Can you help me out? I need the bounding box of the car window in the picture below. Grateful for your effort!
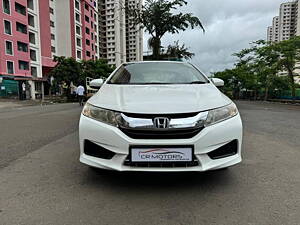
[107,62,208,85]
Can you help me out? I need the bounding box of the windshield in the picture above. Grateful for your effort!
[107,62,208,85]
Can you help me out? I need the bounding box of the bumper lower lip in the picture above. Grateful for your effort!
[79,113,243,172]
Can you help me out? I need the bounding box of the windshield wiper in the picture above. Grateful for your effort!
[189,81,207,84]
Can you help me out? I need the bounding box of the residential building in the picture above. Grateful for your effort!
[0,0,99,99]
[267,26,273,42]
[98,0,143,67]
[271,16,280,42]
[267,1,299,42]
[278,1,297,41]
[55,0,99,61]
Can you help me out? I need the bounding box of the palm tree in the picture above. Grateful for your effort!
[129,0,205,59]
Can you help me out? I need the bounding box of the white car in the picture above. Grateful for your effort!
[79,61,242,172]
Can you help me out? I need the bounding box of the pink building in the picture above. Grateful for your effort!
[0,0,99,99]
[0,0,31,85]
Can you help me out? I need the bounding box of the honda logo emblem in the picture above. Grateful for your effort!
[153,117,170,129]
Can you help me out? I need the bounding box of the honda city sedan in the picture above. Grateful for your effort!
[79,61,243,172]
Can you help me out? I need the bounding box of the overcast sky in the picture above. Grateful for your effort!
[143,0,291,75]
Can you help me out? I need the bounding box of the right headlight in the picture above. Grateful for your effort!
[204,102,238,126]
[82,103,119,127]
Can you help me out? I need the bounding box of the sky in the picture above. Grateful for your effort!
[143,0,292,75]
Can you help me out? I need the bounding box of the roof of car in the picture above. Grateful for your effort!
[124,61,188,65]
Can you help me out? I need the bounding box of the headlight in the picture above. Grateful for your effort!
[205,102,238,126]
[82,103,119,126]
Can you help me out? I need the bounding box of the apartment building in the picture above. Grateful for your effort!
[271,16,280,42]
[267,26,273,42]
[98,0,143,67]
[278,1,297,41]
[55,0,99,61]
[267,1,299,42]
[0,0,99,99]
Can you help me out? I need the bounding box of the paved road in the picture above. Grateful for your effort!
[0,101,299,225]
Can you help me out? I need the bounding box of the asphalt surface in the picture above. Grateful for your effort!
[0,101,299,225]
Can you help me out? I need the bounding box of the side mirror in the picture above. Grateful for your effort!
[89,79,104,89]
[211,78,224,87]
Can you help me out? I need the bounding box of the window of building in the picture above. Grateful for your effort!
[86,39,90,46]
[4,20,12,35]
[30,49,36,61]
[76,25,81,35]
[3,0,10,14]
[85,27,90,34]
[86,51,90,57]
[50,21,55,27]
[51,34,55,40]
[91,33,94,40]
[16,22,27,34]
[31,66,37,77]
[49,7,54,14]
[85,15,89,22]
[76,37,81,47]
[76,13,80,22]
[5,41,13,55]
[51,46,56,53]
[75,0,80,10]
[85,3,89,10]
[77,50,81,59]
[28,14,35,27]
[29,32,35,44]
[15,2,26,16]
[27,0,34,10]
[92,44,94,51]
[7,61,14,74]
[17,41,28,52]
[19,60,29,70]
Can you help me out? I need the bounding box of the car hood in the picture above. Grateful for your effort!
[88,84,232,114]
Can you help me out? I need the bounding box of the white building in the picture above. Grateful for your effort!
[98,0,143,67]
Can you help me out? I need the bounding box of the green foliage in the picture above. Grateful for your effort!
[49,57,114,97]
[215,36,300,101]
[50,56,81,87]
[165,41,195,60]
[129,0,204,59]
[80,59,115,83]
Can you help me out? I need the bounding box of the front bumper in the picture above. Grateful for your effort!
[79,114,243,172]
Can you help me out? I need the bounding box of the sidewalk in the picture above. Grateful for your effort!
[0,99,45,110]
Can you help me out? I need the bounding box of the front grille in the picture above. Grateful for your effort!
[119,127,204,139]
[124,155,200,168]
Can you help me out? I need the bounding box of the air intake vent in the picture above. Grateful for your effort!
[208,140,238,160]
[84,140,115,159]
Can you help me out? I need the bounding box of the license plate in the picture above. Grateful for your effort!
[130,146,193,162]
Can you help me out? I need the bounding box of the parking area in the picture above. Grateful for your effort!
[0,101,299,225]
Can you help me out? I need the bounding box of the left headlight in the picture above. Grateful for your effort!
[205,102,238,126]
[82,103,119,127]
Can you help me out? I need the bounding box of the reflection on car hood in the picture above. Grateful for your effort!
[88,84,232,114]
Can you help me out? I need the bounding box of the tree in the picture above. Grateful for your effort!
[80,59,115,83]
[49,56,81,97]
[129,0,204,59]
[165,41,195,60]
[49,57,114,98]
[271,36,300,101]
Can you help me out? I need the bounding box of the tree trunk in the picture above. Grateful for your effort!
[152,37,161,60]
[264,86,269,101]
[287,67,296,102]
